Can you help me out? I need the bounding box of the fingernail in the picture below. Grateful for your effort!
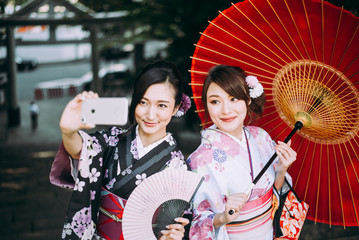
[161,230,166,234]
[166,225,169,229]
[174,218,179,221]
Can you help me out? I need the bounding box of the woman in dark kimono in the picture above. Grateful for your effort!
[50,60,192,240]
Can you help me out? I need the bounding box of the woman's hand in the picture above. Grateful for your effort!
[59,91,99,159]
[274,140,297,189]
[158,217,189,240]
[275,140,297,174]
[213,192,248,228]
[60,91,99,135]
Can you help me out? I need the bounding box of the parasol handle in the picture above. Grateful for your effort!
[228,121,303,215]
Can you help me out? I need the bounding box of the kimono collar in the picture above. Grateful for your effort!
[206,124,246,144]
[135,125,173,159]
[200,124,254,153]
[203,124,247,142]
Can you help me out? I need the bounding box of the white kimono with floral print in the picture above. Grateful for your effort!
[187,125,291,240]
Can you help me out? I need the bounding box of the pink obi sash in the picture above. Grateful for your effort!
[96,187,126,240]
[226,188,274,236]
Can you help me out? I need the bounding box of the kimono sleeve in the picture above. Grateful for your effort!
[49,142,77,188]
[187,152,229,240]
[164,150,189,171]
[49,129,112,189]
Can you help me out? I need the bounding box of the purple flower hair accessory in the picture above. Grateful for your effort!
[174,93,191,117]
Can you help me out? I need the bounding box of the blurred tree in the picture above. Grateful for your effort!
[79,0,232,71]
[13,0,27,6]
[1,0,27,14]
[0,0,9,14]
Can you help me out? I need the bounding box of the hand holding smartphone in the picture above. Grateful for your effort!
[81,97,129,126]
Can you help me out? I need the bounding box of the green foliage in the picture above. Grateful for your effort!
[13,0,28,7]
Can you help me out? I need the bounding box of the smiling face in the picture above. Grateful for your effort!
[135,82,178,145]
[207,82,248,139]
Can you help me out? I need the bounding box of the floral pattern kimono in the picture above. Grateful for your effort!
[50,126,188,239]
[187,125,291,240]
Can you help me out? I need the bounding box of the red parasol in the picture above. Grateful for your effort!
[190,0,359,227]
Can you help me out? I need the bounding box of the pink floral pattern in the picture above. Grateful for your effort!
[130,139,139,160]
[247,125,260,138]
[188,126,281,239]
[189,217,214,240]
[187,145,213,170]
[167,150,187,170]
[70,207,92,238]
[215,162,224,172]
[197,199,212,212]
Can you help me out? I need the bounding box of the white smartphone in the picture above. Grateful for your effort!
[81,98,129,126]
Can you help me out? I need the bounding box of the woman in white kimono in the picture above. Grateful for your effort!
[50,60,192,240]
[187,65,297,240]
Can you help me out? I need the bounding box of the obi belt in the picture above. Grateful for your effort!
[226,188,274,239]
[96,187,126,240]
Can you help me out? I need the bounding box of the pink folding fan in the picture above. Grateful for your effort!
[122,169,204,239]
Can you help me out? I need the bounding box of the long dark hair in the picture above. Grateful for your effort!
[128,60,183,126]
[202,65,266,126]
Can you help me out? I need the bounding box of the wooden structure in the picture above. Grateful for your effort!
[0,0,126,126]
